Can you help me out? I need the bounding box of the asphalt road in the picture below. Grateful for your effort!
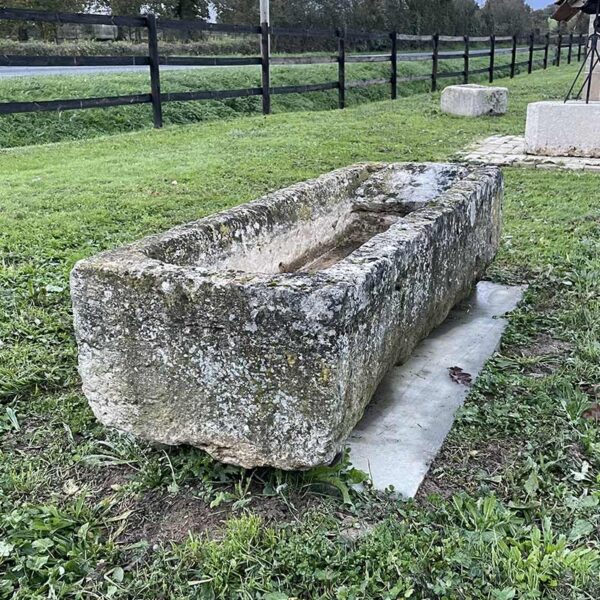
[0,49,516,78]
[0,64,218,78]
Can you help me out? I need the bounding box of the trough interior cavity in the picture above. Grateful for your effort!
[283,212,399,274]
[141,164,467,275]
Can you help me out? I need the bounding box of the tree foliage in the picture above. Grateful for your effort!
[480,0,532,36]
[1,0,577,41]
[215,0,488,35]
[212,0,577,37]
[96,1,211,18]
[0,1,90,40]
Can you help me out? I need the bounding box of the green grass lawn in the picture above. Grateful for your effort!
[0,48,528,149]
[0,64,599,599]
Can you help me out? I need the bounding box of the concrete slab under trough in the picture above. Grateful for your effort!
[347,281,525,498]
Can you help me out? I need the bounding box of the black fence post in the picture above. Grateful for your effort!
[489,34,496,83]
[528,32,534,73]
[391,31,398,100]
[464,35,470,84]
[431,33,439,92]
[146,13,162,129]
[568,32,573,64]
[337,29,346,109]
[578,34,583,62]
[510,34,517,78]
[544,33,550,69]
[556,33,562,67]
[260,19,271,115]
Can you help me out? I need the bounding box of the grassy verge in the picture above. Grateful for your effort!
[0,49,529,149]
[0,64,598,598]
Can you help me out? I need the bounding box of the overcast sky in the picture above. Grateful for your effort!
[478,1,552,8]
[524,1,553,7]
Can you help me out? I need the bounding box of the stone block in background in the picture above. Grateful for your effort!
[441,84,508,117]
[525,101,600,158]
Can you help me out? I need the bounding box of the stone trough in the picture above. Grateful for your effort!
[71,163,503,470]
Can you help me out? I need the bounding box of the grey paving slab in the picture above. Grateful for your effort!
[347,281,526,498]
[460,135,600,171]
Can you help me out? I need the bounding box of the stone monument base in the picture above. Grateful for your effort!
[441,84,508,117]
[525,101,600,158]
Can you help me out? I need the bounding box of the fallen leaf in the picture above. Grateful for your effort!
[583,404,600,422]
[580,383,600,399]
[449,366,473,386]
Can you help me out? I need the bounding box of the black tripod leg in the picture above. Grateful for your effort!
[585,46,600,102]
[566,49,593,100]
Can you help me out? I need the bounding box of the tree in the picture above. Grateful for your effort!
[160,1,211,20]
[0,1,91,40]
[481,0,533,36]
[213,0,256,24]
[92,1,209,19]
[451,0,483,35]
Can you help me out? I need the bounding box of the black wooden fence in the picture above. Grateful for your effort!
[0,7,586,127]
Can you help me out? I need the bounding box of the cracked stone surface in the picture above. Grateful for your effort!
[71,162,503,470]
[460,135,600,171]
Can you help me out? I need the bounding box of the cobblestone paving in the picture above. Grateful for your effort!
[459,135,600,172]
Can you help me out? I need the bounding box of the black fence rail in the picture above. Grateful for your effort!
[0,7,587,126]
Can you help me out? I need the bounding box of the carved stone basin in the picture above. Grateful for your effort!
[71,163,503,469]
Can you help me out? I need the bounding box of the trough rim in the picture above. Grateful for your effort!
[71,162,502,290]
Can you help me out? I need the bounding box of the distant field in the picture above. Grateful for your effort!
[0,50,526,148]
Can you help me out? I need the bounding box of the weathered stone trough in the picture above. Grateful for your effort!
[71,163,503,470]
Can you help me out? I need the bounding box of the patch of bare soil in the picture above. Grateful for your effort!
[1,414,50,454]
[417,438,523,503]
[515,333,573,375]
[66,462,136,502]
[116,489,227,545]
[115,486,324,546]
[519,333,573,359]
